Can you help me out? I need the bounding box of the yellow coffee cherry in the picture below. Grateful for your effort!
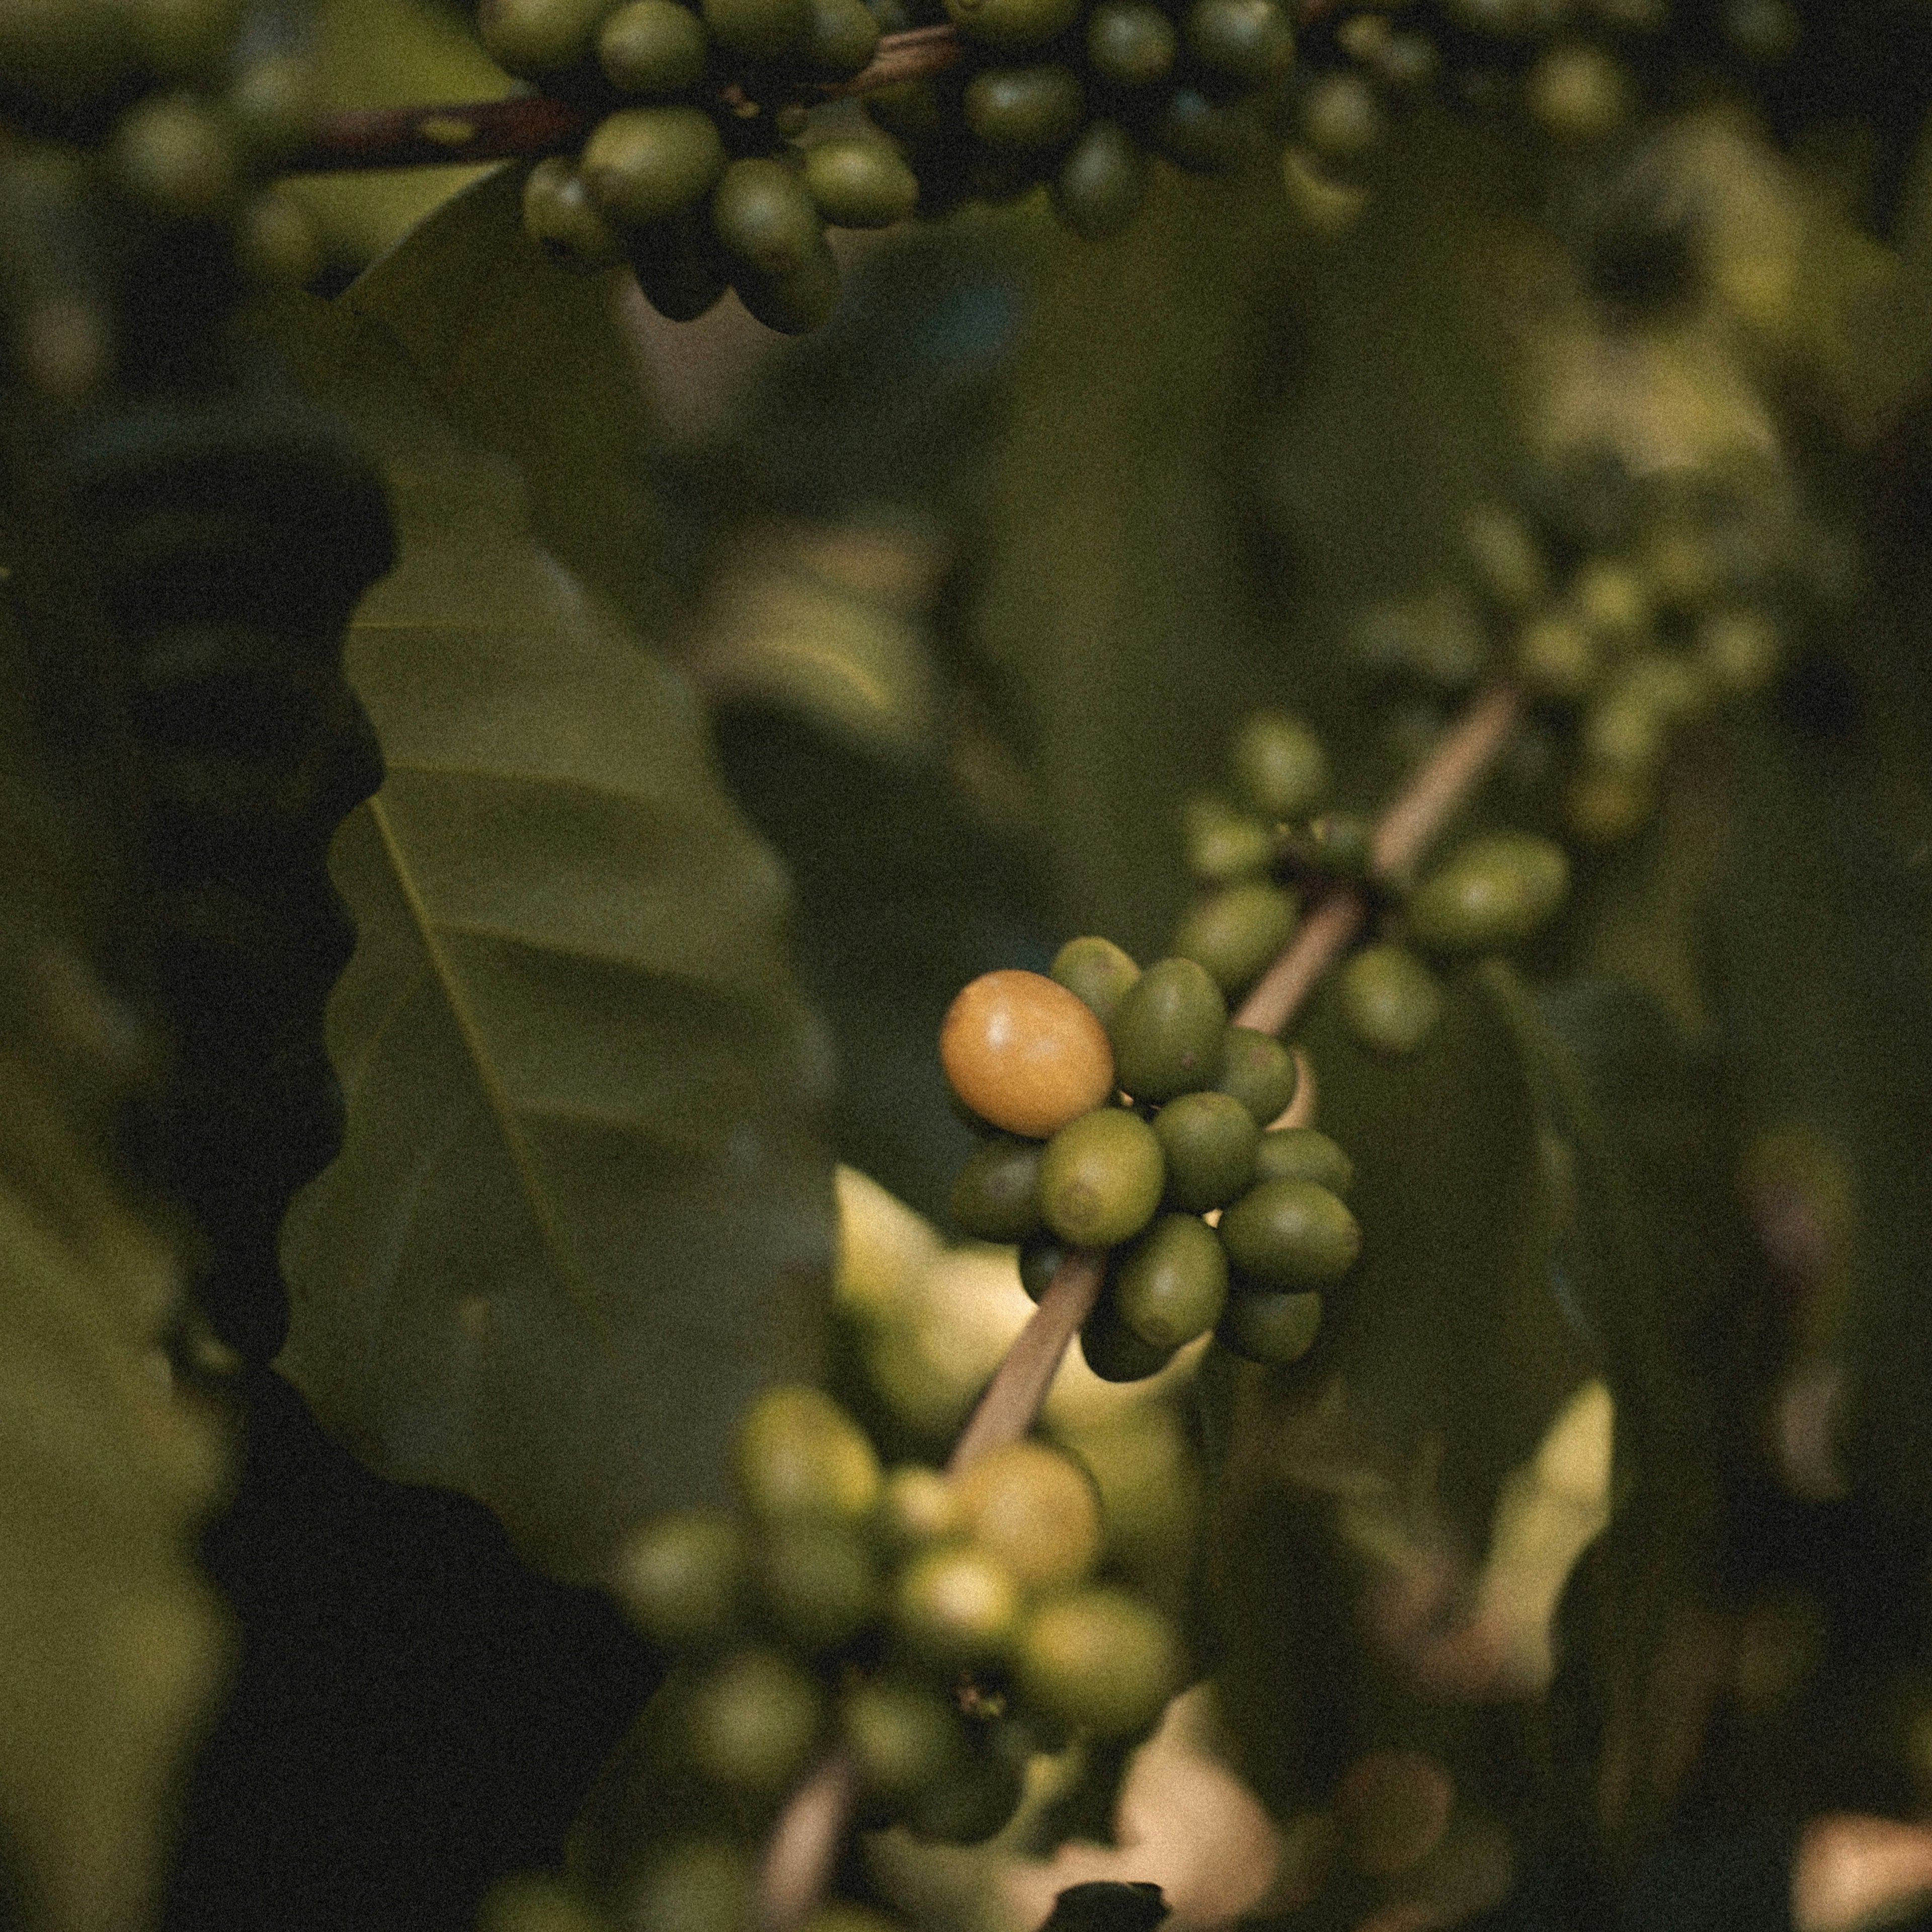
[940,969,1116,1138]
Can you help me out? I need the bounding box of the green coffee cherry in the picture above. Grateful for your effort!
[1215,1027,1298,1126]
[1619,651,1712,724]
[1109,956,1227,1103]
[226,53,322,160]
[631,230,731,321]
[686,1648,825,1798]
[1039,1107,1164,1248]
[1231,710,1328,821]
[1514,610,1598,703]
[1253,1126,1352,1193]
[236,189,323,289]
[704,0,812,57]
[1337,943,1441,1057]
[1581,687,1667,775]
[612,1508,746,1650]
[1052,120,1148,242]
[732,233,841,334]
[713,157,823,278]
[1698,607,1781,694]
[804,138,919,226]
[873,1465,964,1552]
[950,1136,1044,1243]
[1463,504,1548,614]
[622,1842,757,1932]
[1184,795,1274,883]
[1153,1090,1260,1212]
[806,0,880,70]
[1527,41,1634,139]
[599,0,710,93]
[905,1734,1027,1843]
[1217,1287,1323,1365]
[735,1385,882,1524]
[954,1439,1102,1592]
[1299,69,1383,159]
[113,93,239,220]
[1018,1232,1072,1304]
[1113,1213,1228,1351]
[1080,1294,1178,1382]
[1173,882,1297,998]
[1051,935,1141,1029]
[523,158,628,272]
[1219,1178,1360,1286]
[1086,0,1175,84]
[1572,558,1653,650]
[1185,0,1294,89]
[841,1678,965,1807]
[479,0,611,77]
[1408,831,1569,953]
[755,1521,879,1652]
[943,0,1080,51]
[893,1544,1022,1669]
[584,106,728,228]
[1016,1588,1181,1739]
[964,65,1083,148]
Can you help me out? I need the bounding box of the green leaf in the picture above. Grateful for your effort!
[0,638,232,1932]
[269,290,836,1584]
[343,163,667,636]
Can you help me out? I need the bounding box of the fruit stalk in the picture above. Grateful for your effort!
[755,680,1520,1932]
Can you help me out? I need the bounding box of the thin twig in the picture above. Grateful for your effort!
[757,686,1522,1932]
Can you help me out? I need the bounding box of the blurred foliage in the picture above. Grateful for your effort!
[268,223,836,1584]
[0,607,233,1932]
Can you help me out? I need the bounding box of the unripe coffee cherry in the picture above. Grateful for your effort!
[1016,1588,1181,1739]
[954,1441,1102,1592]
[941,970,1116,1137]
[1038,1108,1164,1248]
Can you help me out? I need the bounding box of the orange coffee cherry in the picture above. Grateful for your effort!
[939,969,1115,1138]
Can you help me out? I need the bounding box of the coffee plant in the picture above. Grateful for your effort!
[6,1,1932,1930]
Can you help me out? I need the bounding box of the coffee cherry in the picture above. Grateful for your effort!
[686,1647,825,1798]
[1016,1588,1181,1739]
[1053,120,1148,241]
[1253,1126,1353,1193]
[1216,1287,1322,1365]
[714,158,823,279]
[1184,0,1294,89]
[1698,607,1781,694]
[1086,0,1175,85]
[1337,944,1441,1057]
[583,107,728,228]
[1463,504,1549,613]
[479,1872,611,1932]
[612,1508,746,1650]
[523,158,628,272]
[1514,610,1598,703]
[624,1842,756,1932]
[1038,1108,1164,1248]
[1231,710,1328,821]
[704,0,812,57]
[874,1465,964,1552]
[1173,882,1297,997]
[1298,70,1383,162]
[478,0,609,78]
[113,93,239,219]
[943,0,1080,50]
[628,208,730,321]
[1113,1213,1228,1351]
[805,0,880,71]
[1527,41,1634,140]
[953,1440,1102,1592]
[1572,557,1653,649]
[941,969,1117,1138]
[894,1544,1023,1669]
[804,139,919,227]
[1153,1089,1260,1212]
[1215,1027,1298,1126]
[732,234,841,335]
[1219,1178,1360,1286]
[1184,796,1274,883]
[1408,831,1569,953]
[1155,88,1258,173]
[841,1677,965,1806]
[735,1385,882,1525]
[905,1730,1028,1843]
[1050,936,1141,1029]
[964,65,1084,148]
[1080,1294,1179,1382]
[950,1136,1044,1243]
[755,1520,879,1651]
[599,0,710,94]
[1109,956,1226,1103]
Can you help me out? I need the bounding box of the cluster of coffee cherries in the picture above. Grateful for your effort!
[0,0,327,336]
[940,924,1361,1372]
[1345,461,1847,847]
[1285,0,1803,209]
[549,1383,1184,1930]
[1174,708,1570,1061]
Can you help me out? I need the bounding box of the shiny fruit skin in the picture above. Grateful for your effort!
[1050,935,1141,1028]
[1108,956,1226,1104]
[1217,1286,1322,1364]
[953,1440,1102,1593]
[734,1385,882,1525]
[1016,1588,1181,1739]
[1114,1213,1228,1351]
[941,969,1116,1138]
[893,1545,1022,1669]
[1153,1089,1259,1212]
[1219,1177,1360,1287]
[950,1135,1044,1243]
[612,1507,746,1650]
[1253,1126,1352,1193]
[1215,1026,1298,1126]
